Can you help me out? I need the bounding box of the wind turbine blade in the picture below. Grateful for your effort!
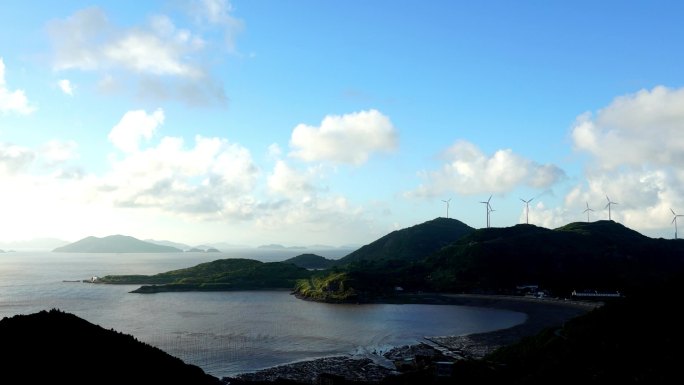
[520,198,525,203]
[672,208,677,216]
[529,197,534,203]
[487,195,492,203]
[606,195,610,202]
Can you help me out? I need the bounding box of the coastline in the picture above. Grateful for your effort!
[226,293,598,383]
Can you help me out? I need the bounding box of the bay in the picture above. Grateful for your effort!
[0,251,526,378]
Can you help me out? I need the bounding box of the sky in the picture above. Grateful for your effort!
[1,0,684,247]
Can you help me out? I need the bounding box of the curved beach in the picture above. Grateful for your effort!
[230,294,597,383]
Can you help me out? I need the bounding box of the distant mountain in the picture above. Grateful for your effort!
[145,239,191,250]
[258,244,307,250]
[337,217,475,265]
[284,254,337,269]
[53,235,183,253]
[0,309,220,385]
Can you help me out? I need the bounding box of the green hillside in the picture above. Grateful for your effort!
[337,217,475,265]
[295,220,684,301]
[99,258,313,293]
[54,235,183,253]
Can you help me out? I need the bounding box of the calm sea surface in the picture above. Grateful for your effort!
[0,251,526,378]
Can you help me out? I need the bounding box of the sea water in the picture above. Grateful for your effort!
[0,251,526,378]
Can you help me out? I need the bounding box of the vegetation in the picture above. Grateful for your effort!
[293,272,357,301]
[297,220,684,301]
[337,217,474,265]
[0,309,220,385]
[283,253,337,269]
[54,234,183,253]
[100,258,313,293]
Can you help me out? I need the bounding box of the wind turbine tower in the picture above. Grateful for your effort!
[480,195,492,228]
[671,209,684,239]
[520,197,534,224]
[442,198,451,218]
[605,195,618,221]
[583,202,594,223]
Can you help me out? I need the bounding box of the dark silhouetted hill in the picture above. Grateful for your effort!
[54,235,183,253]
[425,220,684,294]
[284,253,337,269]
[337,217,475,265]
[0,309,220,385]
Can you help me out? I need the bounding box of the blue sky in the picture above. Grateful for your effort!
[2,0,684,246]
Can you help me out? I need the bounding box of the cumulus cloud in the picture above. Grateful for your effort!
[108,108,165,153]
[0,142,35,175]
[267,160,319,200]
[408,140,566,197]
[289,109,398,165]
[102,134,258,219]
[572,86,684,169]
[0,58,35,115]
[561,86,684,234]
[57,79,74,96]
[47,6,239,106]
[41,140,79,166]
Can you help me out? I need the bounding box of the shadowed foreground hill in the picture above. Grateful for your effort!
[0,309,220,385]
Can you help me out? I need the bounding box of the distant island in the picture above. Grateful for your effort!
[54,235,183,253]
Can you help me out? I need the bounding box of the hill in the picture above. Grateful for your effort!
[0,309,220,385]
[54,235,183,253]
[425,220,684,294]
[284,253,337,269]
[98,258,313,293]
[337,217,475,265]
[295,220,684,301]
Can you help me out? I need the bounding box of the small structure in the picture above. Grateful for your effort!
[90,276,99,283]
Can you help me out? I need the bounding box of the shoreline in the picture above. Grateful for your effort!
[227,293,598,383]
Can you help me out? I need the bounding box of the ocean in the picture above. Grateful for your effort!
[0,251,526,378]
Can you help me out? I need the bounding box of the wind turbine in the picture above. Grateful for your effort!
[605,195,618,221]
[520,197,534,224]
[671,209,684,239]
[480,195,492,228]
[441,198,451,218]
[583,202,594,223]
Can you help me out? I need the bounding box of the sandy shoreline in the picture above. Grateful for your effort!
[227,294,598,384]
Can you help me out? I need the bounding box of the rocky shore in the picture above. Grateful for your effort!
[224,294,598,384]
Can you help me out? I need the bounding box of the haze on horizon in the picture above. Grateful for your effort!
[2,1,684,246]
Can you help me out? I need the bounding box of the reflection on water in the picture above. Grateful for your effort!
[0,252,526,377]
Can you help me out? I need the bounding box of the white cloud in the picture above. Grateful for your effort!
[0,58,35,115]
[57,79,74,96]
[108,108,165,153]
[41,140,79,166]
[549,86,684,236]
[47,7,237,106]
[192,0,244,52]
[408,140,566,197]
[572,86,684,169]
[289,109,398,165]
[0,142,35,175]
[267,160,318,199]
[102,135,259,219]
